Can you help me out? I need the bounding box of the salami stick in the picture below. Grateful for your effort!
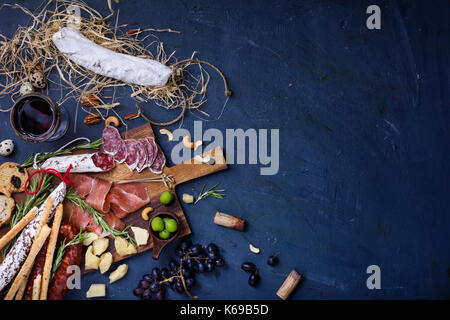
[0,207,38,251]
[5,225,51,300]
[40,203,63,300]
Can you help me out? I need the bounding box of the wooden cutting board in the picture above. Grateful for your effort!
[1,123,227,270]
[83,123,227,266]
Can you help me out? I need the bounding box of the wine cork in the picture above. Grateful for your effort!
[214,212,245,231]
[276,270,302,300]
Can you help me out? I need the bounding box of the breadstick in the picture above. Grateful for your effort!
[4,225,51,300]
[36,197,54,238]
[32,274,42,300]
[14,272,30,300]
[40,203,63,300]
[0,207,38,251]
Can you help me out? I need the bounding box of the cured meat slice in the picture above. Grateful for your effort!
[69,174,95,197]
[104,212,125,231]
[107,182,150,219]
[68,205,92,231]
[102,126,122,156]
[92,152,115,171]
[124,139,140,171]
[149,145,166,174]
[145,137,158,167]
[136,139,149,173]
[41,152,114,173]
[114,140,127,163]
[70,174,112,213]
[85,178,113,213]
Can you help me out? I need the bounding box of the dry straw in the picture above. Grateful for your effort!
[0,0,231,126]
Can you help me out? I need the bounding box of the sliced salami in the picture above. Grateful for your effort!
[136,139,149,173]
[145,137,158,167]
[41,152,114,173]
[92,152,115,171]
[124,139,140,171]
[114,139,128,163]
[102,126,122,156]
[149,145,166,174]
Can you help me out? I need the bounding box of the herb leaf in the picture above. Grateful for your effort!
[194,182,226,204]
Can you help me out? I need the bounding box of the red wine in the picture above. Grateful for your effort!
[14,96,54,136]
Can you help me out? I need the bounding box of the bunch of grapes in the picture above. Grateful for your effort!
[133,238,225,300]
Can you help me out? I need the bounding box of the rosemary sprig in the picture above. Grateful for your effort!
[1,173,53,258]
[65,189,136,246]
[21,138,103,168]
[51,228,87,280]
[194,182,226,204]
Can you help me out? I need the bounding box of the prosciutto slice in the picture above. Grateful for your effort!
[106,182,150,219]
[70,174,112,213]
[68,206,102,235]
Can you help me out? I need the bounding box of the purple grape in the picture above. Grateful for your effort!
[206,260,215,272]
[152,267,162,280]
[215,258,225,267]
[143,274,153,282]
[206,243,219,254]
[150,281,161,293]
[155,288,166,300]
[142,289,152,300]
[139,280,150,289]
[133,287,143,297]
[185,277,196,289]
[248,273,261,287]
[180,239,192,251]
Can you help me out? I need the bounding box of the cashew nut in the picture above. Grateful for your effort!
[183,135,195,149]
[194,140,203,151]
[141,207,153,221]
[194,155,211,164]
[159,129,174,141]
[105,116,120,127]
[249,244,260,254]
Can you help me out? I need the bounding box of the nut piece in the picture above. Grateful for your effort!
[194,155,211,164]
[141,207,153,221]
[84,113,101,125]
[105,116,120,127]
[99,252,113,274]
[182,135,195,149]
[109,264,128,283]
[81,95,101,107]
[83,232,99,246]
[92,238,109,256]
[124,112,140,120]
[86,284,106,298]
[159,129,174,141]
[249,244,260,254]
[85,245,101,270]
[194,140,203,151]
[182,193,194,204]
[114,237,137,256]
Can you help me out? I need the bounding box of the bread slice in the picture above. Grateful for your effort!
[0,162,28,196]
[0,194,15,227]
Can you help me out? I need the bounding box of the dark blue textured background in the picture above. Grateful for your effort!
[0,0,449,299]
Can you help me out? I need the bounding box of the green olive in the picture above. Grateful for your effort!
[151,217,164,232]
[164,218,178,233]
[159,229,171,240]
[160,191,174,205]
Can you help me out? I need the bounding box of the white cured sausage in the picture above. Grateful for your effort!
[41,152,115,173]
[52,27,172,86]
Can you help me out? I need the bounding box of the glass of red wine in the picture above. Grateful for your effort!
[10,93,69,142]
